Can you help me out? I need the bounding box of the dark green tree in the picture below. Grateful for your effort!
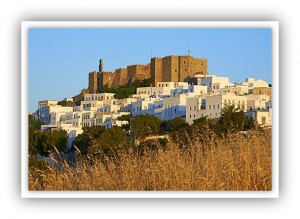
[99,78,153,99]
[131,114,162,140]
[28,114,45,156]
[72,132,90,155]
[214,105,251,135]
[72,125,105,155]
[192,116,207,127]
[28,126,38,155]
[88,126,130,157]
[132,78,152,88]
[113,86,135,99]
[35,130,68,156]
[57,100,67,106]
[169,117,187,132]
[50,130,68,152]
[159,120,169,134]
[83,125,106,139]
[100,86,116,93]
[117,114,132,122]
[28,114,44,130]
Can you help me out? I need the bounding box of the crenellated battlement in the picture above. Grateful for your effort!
[100,71,115,74]
[88,54,208,93]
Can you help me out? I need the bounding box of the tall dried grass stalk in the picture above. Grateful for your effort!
[29,129,272,191]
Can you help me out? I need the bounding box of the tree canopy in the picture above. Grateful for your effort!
[28,114,44,130]
[131,114,162,140]
[72,125,105,155]
[29,129,68,156]
[117,114,132,122]
[169,117,187,132]
[88,126,130,158]
[57,100,67,106]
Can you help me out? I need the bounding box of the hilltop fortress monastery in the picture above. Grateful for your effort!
[37,53,272,143]
[88,55,208,93]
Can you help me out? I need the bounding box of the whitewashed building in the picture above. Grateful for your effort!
[200,75,233,92]
[186,93,248,124]
[38,100,73,124]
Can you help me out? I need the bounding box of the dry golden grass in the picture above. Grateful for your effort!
[29,129,272,191]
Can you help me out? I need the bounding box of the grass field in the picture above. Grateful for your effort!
[28,128,272,191]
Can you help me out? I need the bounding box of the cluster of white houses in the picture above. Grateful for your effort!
[33,74,272,148]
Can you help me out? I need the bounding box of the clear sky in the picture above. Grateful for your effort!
[28,28,272,113]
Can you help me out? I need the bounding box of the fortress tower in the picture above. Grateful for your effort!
[89,54,208,91]
[88,71,98,94]
[99,59,104,72]
[151,57,163,85]
[151,55,208,85]
[98,72,115,90]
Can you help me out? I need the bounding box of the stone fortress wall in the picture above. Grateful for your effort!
[88,55,208,94]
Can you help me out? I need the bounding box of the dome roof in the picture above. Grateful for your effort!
[194,72,205,78]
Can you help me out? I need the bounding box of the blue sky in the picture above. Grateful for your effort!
[28,28,272,113]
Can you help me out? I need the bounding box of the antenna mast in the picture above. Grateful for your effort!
[187,40,191,56]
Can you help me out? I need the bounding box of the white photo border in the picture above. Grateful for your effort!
[21,21,279,198]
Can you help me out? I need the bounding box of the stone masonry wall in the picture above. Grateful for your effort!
[90,55,208,90]
[88,71,98,94]
[98,72,115,90]
[73,88,89,105]
[112,68,128,88]
[151,57,162,85]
